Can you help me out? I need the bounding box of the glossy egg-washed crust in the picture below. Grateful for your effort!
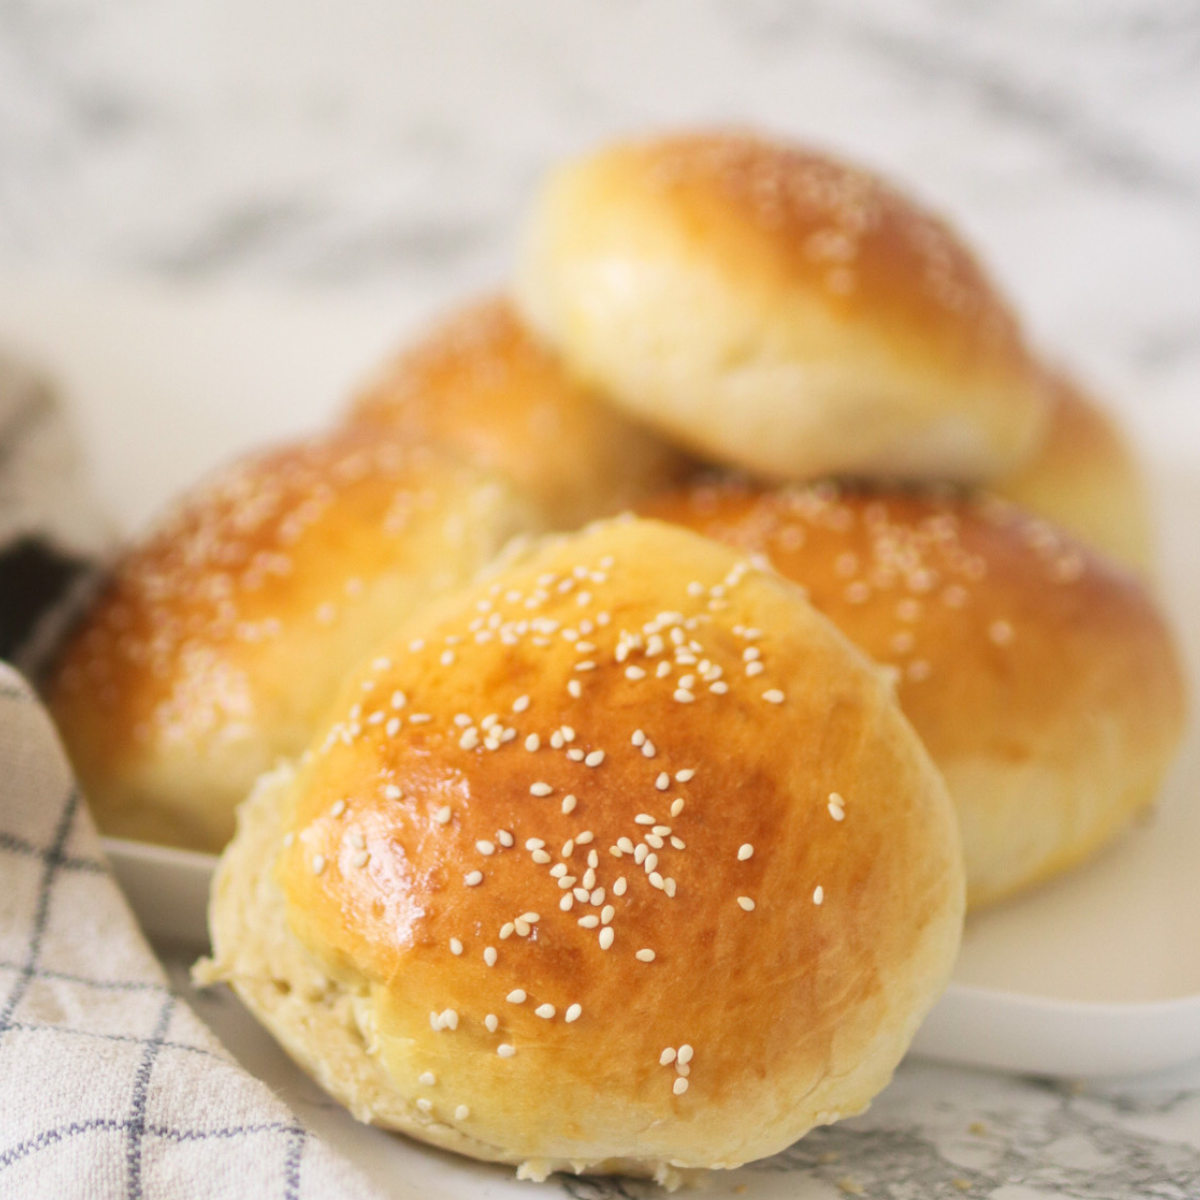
[642,482,1186,908]
[992,369,1152,574]
[344,296,696,529]
[516,130,1049,483]
[46,431,540,851]
[204,519,964,1179]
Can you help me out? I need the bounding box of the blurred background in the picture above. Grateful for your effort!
[0,0,1197,528]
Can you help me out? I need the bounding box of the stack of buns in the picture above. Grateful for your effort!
[46,129,1185,1183]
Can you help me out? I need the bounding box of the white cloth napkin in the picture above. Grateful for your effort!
[0,664,384,1199]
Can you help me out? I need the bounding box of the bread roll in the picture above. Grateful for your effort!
[200,518,963,1182]
[346,296,695,528]
[515,130,1049,484]
[993,369,1152,573]
[643,481,1186,908]
[47,432,539,851]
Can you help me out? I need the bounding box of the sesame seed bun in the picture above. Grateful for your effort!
[514,130,1050,485]
[642,481,1187,908]
[992,369,1152,574]
[46,432,540,852]
[344,296,696,529]
[201,518,963,1180]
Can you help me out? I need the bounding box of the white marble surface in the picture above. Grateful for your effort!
[2,2,1199,1196]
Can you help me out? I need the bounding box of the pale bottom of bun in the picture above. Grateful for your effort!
[952,754,1163,910]
[197,764,704,1188]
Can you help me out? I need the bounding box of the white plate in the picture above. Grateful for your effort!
[11,274,1199,1082]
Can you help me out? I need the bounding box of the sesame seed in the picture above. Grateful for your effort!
[632,729,646,747]
[599,927,615,950]
[710,681,729,694]
[514,919,530,937]
[525,837,545,850]
[350,849,370,868]
[636,949,656,962]
[670,799,685,817]
[649,872,665,890]
[513,694,530,713]
[664,878,677,897]
[670,837,686,850]
[745,661,764,677]
[497,1044,516,1058]
[435,806,452,825]
[455,1105,470,1121]
[737,896,755,911]
[419,1071,437,1086]
[660,1047,677,1065]
[634,845,649,865]
[652,825,671,836]
[330,799,346,818]
[565,1004,582,1023]
[618,836,635,853]
[460,728,479,750]
[738,844,754,861]
[497,829,514,847]
[416,1098,433,1114]
[644,853,658,872]
[828,793,846,820]
[311,854,326,875]
[763,689,785,704]
[642,740,657,758]
[572,886,588,900]
[535,1004,555,1019]
[655,773,670,791]
[989,620,1014,646]
[674,689,695,704]
[625,666,647,680]
[384,785,402,800]
[673,1078,689,1096]
[567,680,582,698]
[391,691,407,709]
[500,922,515,939]
[550,863,568,878]
[585,750,605,767]
[675,769,695,783]
[562,839,575,857]
[506,990,527,1004]
[559,894,573,911]
[613,877,627,896]
[464,871,483,887]
[577,831,594,845]
[550,731,564,748]
[449,938,463,956]
[676,1043,693,1063]
[657,662,673,679]
[409,713,432,724]
[530,782,553,797]
[440,1009,458,1030]
[524,734,540,752]
[484,1014,499,1033]
[813,886,825,905]
[484,947,497,967]
[476,840,495,856]
[578,915,600,928]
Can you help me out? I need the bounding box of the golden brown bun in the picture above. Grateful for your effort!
[642,482,1186,908]
[202,518,963,1180]
[46,431,540,852]
[345,296,696,528]
[515,130,1049,484]
[993,370,1152,574]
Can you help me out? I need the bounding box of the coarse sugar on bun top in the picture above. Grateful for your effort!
[204,517,964,1182]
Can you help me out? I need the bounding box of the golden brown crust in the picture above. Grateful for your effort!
[46,431,540,851]
[516,130,1049,482]
[345,296,696,528]
[642,481,1187,907]
[211,519,963,1174]
[993,370,1152,573]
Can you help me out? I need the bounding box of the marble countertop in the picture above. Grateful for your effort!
[2,2,1199,1196]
